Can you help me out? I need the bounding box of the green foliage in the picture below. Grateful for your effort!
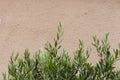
[3,23,120,80]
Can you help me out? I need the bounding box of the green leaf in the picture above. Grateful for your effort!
[2,72,6,80]
[58,22,62,33]
[115,49,119,58]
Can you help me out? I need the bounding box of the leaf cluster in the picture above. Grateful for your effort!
[3,23,120,80]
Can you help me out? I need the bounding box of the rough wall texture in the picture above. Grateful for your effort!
[0,0,120,79]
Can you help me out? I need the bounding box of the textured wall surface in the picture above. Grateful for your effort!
[0,0,120,79]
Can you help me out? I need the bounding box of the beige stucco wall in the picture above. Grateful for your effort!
[0,0,120,79]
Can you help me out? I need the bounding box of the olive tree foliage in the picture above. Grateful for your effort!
[2,23,120,80]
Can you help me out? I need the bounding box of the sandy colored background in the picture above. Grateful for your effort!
[0,0,120,79]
